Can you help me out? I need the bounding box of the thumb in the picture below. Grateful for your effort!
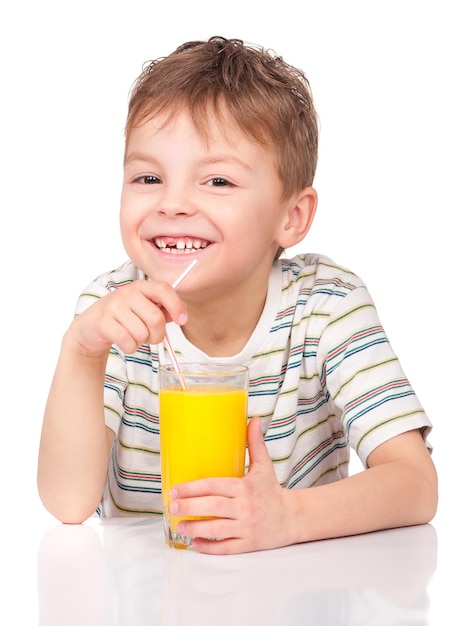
[247,417,272,472]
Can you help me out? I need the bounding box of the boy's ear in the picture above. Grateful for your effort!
[276,187,318,249]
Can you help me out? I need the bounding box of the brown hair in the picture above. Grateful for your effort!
[125,36,319,200]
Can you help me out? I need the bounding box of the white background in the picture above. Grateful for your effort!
[1,1,472,623]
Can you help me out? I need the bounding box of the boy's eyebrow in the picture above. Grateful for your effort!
[203,154,252,170]
[124,151,158,165]
[124,150,252,170]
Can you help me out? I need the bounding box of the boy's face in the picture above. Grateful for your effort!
[120,108,297,300]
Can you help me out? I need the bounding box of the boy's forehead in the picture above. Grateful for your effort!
[127,104,265,152]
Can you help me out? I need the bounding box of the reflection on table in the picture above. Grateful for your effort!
[37,517,437,625]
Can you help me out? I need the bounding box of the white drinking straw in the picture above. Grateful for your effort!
[171,258,199,290]
[163,259,198,390]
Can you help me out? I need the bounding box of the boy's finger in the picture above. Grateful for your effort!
[247,417,271,471]
[123,280,188,326]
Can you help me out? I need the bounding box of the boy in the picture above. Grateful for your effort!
[38,36,437,555]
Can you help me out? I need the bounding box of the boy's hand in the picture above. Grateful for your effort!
[67,280,188,357]
[169,417,293,554]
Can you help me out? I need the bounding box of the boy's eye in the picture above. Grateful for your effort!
[138,175,160,184]
[207,177,232,187]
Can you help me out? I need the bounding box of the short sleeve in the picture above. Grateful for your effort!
[317,284,432,467]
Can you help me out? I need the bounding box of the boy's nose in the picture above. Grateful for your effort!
[156,187,197,217]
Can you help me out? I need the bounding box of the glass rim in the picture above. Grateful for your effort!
[158,362,248,376]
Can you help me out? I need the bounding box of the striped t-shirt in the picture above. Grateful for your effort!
[75,253,432,517]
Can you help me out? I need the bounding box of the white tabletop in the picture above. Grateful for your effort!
[2,511,470,625]
[39,517,434,624]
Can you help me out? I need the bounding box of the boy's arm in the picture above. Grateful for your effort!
[288,427,438,544]
[169,418,438,554]
[37,339,114,523]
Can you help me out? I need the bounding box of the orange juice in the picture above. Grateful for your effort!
[160,383,248,548]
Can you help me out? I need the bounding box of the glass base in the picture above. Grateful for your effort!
[164,523,193,550]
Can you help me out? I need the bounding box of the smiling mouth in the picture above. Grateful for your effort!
[153,236,211,254]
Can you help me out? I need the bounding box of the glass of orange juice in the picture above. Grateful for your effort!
[159,362,249,549]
